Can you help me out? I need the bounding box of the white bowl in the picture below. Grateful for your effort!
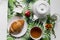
[30,27,43,40]
[32,1,50,18]
[8,16,27,37]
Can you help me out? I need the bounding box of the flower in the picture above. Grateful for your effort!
[45,24,53,29]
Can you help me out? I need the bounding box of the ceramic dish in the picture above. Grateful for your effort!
[30,27,43,40]
[32,1,50,18]
[8,16,27,37]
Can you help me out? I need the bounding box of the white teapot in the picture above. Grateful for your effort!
[32,0,50,20]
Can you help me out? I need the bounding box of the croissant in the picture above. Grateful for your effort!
[9,20,24,34]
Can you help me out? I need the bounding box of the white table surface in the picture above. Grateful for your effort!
[0,0,60,40]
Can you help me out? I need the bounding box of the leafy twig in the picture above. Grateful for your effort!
[52,22,56,38]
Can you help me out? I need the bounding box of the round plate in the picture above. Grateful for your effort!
[8,16,27,37]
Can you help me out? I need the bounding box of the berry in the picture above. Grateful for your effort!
[25,10,30,17]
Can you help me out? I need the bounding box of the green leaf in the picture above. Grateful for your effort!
[48,0,50,5]
[20,38,27,40]
[46,14,51,24]
[22,0,36,3]
[8,0,16,19]
[8,0,15,9]
[16,12,23,17]
[52,28,56,38]
[7,36,15,40]
[40,34,51,40]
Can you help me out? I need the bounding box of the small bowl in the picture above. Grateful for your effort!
[30,27,43,40]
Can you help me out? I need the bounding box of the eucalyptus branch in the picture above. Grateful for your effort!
[52,22,56,38]
[13,1,23,8]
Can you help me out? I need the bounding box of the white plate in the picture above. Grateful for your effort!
[8,16,27,37]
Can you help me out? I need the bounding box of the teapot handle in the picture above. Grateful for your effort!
[32,15,39,21]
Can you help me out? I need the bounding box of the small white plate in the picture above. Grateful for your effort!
[8,16,27,37]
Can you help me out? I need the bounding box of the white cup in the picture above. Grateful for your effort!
[30,27,43,40]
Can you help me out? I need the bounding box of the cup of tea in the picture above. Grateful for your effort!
[30,27,42,40]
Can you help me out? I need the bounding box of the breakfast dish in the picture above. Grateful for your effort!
[9,20,24,35]
[8,16,28,37]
